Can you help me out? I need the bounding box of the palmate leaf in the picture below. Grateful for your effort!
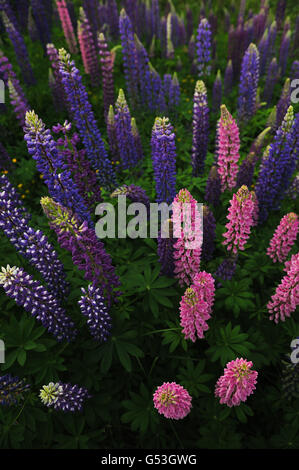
[177,359,214,397]
[161,321,188,353]
[121,383,158,434]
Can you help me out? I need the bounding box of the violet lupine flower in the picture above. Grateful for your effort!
[168,72,180,112]
[114,89,139,170]
[267,213,299,263]
[151,117,176,205]
[205,165,221,207]
[262,57,279,105]
[217,105,240,192]
[107,105,119,166]
[78,284,111,342]
[224,59,233,95]
[111,184,150,210]
[40,382,90,412]
[0,374,30,406]
[172,189,202,287]
[0,265,76,342]
[223,186,255,255]
[41,197,121,307]
[58,48,116,190]
[215,358,258,407]
[202,205,216,261]
[228,23,251,81]
[147,63,167,113]
[0,0,19,29]
[24,111,92,225]
[78,8,100,88]
[53,122,102,211]
[196,18,212,77]
[0,175,69,300]
[276,0,287,31]
[0,51,28,105]
[179,271,215,342]
[56,0,78,54]
[279,30,291,77]
[31,0,51,50]
[153,382,192,420]
[134,34,151,106]
[188,35,195,61]
[268,252,299,323]
[47,44,67,109]
[255,106,299,223]
[275,78,291,133]
[214,256,238,288]
[98,32,115,119]
[1,12,35,86]
[119,9,139,107]
[105,0,119,38]
[191,80,209,176]
[236,153,255,189]
[237,43,260,125]
[212,70,222,114]
[157,218,175,277]
[7,79,28,127]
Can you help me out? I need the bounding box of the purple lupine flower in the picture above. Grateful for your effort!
[188,35,195,61]
[53,122,102,211]
[98,32,115,119]
[191,80,209,176]
[202,205,216,261]
[262,57,279,105]
[119,9,139,107]
[31,0,51,49]
[111,184,150,209]
[114,89,139,169]
[0,175,69,300]
[186,5,193,41]
[279,30,291,77]
[205,165,221,207]
[276,0,286,30]
[1,12,35,85]
[41,197,121,307]
[228,23,251,80]
[157,218,175,276]
[78,284,111,342]
[107,105,119,166]
[168,72,180,112]
[82,0,99,38]
[275,78,291,133]
[214,256,238,288]
[236,153,255,189]
[256,106,299,223]
[106,0,119,38]
[0,374,30,406]
[252,4,269,43]
[14,0,29,33]
[24,111,92,225]
[212,70,222,114]
[0,0,19,30]
[134,34,151,106]
[40,381,90,412]
[196,18,212,77]
[151,117,176,204]
[78,7,100,88]
[224,60,233,95]
[258,28,269,76]
[151,0,160,39]
[7,79,28,127]
[58,48,116,190]
[147,63,167,113]
[47,44,67,109]
[0,265,77,342]
[238,43,260,124]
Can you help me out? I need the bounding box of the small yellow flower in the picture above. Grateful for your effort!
[188,110,192,114]
[182,78,187,83]
[18,183,23,188]
[177,137,181,142]
[21,194,26,199]
[2,170,8,174]
[185,98,190,102]
[25,190,29,194]
[40,174,44,179]
[12,158,17,163]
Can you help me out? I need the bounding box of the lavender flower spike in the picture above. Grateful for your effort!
[0,374,30,406]
[191,80,209,176]
[40,382,90,412]
[237,43,260,125]
[196,18,212,77]
[78,284,112,342]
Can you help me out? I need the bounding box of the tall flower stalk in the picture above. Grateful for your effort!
[191,80,209,176]
[217,105,240,192]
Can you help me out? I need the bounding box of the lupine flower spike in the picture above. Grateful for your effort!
[40,382,91,412]
[267,213,299,263]
[217,105,240,192]
[0,374,30,406]
[196,18,212,77]
[153,382,192,419]
[191,80,209,176]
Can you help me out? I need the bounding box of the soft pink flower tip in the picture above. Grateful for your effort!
[153,382,192,419]
[215,358,258,407]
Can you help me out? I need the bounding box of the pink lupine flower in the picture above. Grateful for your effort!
[172,189,202,287]
[179,271,215,342]
[153,382,192,419]
[215,358,258,407]
[268,252,299,323]
[56,0,78,54]
[217,104,240,191]
[222,185,255,255]
[267,213,299,263]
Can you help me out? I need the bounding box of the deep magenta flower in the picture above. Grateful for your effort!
[153,382,192,419]
[268,252,299,323]
[222,186,255,255]
[179,271,215,342]
[267,213,299,263]
[215,358,258,407]
[217,105,240,192]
